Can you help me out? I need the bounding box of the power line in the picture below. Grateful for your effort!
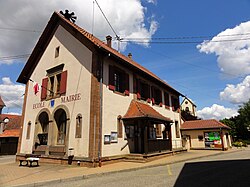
[0,27,41,33]
[0,95,23,109]
[0,54,30,61]
[94,0,120,40]
[121,37,250,44]
[136,45,245,79]
[122,32,250,40]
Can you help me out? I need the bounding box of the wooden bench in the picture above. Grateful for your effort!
[19,154,40,167]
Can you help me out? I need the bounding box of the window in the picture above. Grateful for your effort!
[156,124,162,138]
[171,96,179,111]
[56,73,61,94]
[109,65,129,95]
[48,76,55,97]
[117,115,123,138]
[164,92,170,107]
[148,126,156,140]
[26,121,31,139]
[198,135,203,141]
[137,80,150,101]
[151,87,162,105]
[55,46,60,58]
[75,114,82,138]
[175,121,180,138]
[41,64,67,100]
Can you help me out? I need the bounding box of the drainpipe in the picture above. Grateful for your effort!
[98,55,104,167]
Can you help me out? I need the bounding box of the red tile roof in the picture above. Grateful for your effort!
[0,114,22,130]
[123,100,172,123]
[181,119,231,130]
[17,12,182,96]
[0,129,20,137]
[0,96,5,107]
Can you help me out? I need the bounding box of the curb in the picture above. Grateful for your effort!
[11,148,243,187]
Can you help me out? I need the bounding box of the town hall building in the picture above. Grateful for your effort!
[16,11,184,166]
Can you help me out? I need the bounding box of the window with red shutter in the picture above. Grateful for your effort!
[43,64,66,100]
[109,65,130,95]
[41,77,48,100]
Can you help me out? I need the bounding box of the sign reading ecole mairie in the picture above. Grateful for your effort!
[32,93,81,109]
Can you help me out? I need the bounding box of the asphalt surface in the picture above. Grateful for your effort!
[42,148,250,187]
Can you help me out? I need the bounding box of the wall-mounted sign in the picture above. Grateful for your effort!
[104,135,111,144]
[33,93,81,110]
[33,102,45,109]
[111,132,118,143]
[61,93,81,103]
[204,131,221,148]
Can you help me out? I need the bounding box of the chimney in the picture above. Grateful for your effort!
[128,53,132,59]
[106,35,112,48]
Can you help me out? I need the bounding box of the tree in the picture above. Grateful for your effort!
[220,99,250,140]
[220,118,236,139]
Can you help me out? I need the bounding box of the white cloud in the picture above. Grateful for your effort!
[0,0,158,64]
[197,104,238,120]
[146,0,157,5]
[0,77,25,110]
[2,77,13,85]
[220,75,250,104]
[197,21,250,78]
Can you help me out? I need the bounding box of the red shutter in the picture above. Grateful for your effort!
[41,78,48,100]
[60,71,67,94]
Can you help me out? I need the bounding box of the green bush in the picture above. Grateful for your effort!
[232,141,248,147]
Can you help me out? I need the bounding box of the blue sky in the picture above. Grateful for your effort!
[1,0,250,119]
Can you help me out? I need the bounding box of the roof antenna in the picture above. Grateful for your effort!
[60,10,77,23]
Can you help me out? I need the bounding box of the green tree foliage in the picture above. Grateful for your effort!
[220,99,250,140]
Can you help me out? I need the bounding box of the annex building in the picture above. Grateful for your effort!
[17,11,184,166]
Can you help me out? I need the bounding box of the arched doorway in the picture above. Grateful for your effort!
[38,112,49,145]
[54,109,67,145]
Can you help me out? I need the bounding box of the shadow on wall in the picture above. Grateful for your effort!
[174,159,250,187]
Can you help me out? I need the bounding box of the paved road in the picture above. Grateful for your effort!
[0,155,15,165]
[27,148,250,187]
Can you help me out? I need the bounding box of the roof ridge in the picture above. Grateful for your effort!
[134,100,147,117]
[55,12,181,96]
